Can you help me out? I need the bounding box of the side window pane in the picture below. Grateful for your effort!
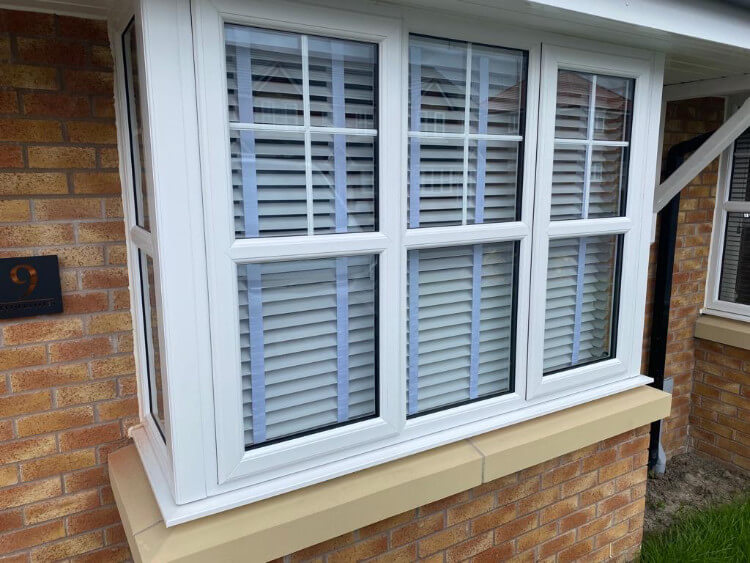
[719,213,750,306]
[122,21,150,230]
[225,25,378,238]
[407,242,517,416]
[408,35,527,228]
[138,250,165,436]
[728,129,750,202]
[551,71,633,220]
[543,235,620,374]
[238,255,378,447]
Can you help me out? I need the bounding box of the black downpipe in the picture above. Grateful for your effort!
[647,131,715,471]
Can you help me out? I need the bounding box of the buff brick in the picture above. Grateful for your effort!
[113,288,131,310]
[493,513,538,545]
[0,391,51,418]
[418,524,470,557]
[366,544,416,563]
[0,510,23,532]
[499,476,540,504]
[105,524,126,546]
[594,520,629,546]
[518,487,559,516]
[0,223,74,247]
[98,148,119,169]
[327,535,387,563]
[0,435,56,463]
[0,420,13,441]
[11,363,88,392]
[446,494,494,525]
[0,345,46,372]
[0,200,29,222]
[92,96,115,119]
[96,397,138,421]
[618,435,650,458]
[30,531,104,563]
[57,381,117,407]
[0,477,62,509]
[60,422,122,452]
[391,513,443,547]
[63,292,110,314]
[90,45,113,68]
[0,90,16,113]
[34,197,101,220]
[104,197,123,218]
[541,460,580,488]
[118,376,137,397]
[73,172,121,196]
[599,458,633,482]
[471,503,516,535]
[598,491,632,517]
[581,449,617,473]
[48,336,112,363]
[540,496,579,524]
[63,466,109,494]
[558,538,595,563]
[78,221,125,243]
[0,465,18,487]
[63,69,115,95]
[23,93,90,118]
[81,267,129,289]
[0,172,67,195]
[24,490,100,525]
[21,449,96,481]
[581,481,617,507]
[67,122,117,145]
[49,245,105,268]
[560,506,596,533]
[613,498,646,525]
[90,355,135,379]
[289,532,356,562]
[3,318,83,346]
[0,63,57,90]
[473,542,514,563]
[28,147,96,169]
[539,530,576,559]
[89,312,132,335]
[445,531,493,563]
[561,471,598,498]
[17,406,95,437]
[16,37,86,66]
[517,522,557,553]
[0,34,9,61]
[0,520,65,555]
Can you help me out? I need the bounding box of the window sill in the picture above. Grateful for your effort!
[695,313,750,351]
[110,386,670,563]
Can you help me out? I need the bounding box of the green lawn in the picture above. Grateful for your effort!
[639,496,750,562]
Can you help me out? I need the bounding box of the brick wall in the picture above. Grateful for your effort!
[0,10,135,562]
[642,97,725,459]
[691,339,750,472]
[279,427,650,563]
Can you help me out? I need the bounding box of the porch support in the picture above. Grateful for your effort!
[653,95,750,213]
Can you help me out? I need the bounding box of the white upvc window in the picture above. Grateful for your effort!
[706,102,750,321]
[113,0,663,525]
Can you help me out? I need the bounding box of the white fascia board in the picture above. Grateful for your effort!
[528,0,750,51]
[664,74,750,102]
[653,96,750,213]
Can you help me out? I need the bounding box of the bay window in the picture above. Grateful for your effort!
[115,0,662,524]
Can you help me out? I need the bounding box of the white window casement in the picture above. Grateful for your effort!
[112,0,664,525]
[706,105,750,321]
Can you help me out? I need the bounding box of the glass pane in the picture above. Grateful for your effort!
[469,44,526,135]
[543,235,620,374]
[122,21,150,231]
[555,71,591,140]
[719,213,750,305]
[310,134,376,233]
[226,25,304,126]
[138,250,165,437]
[407,242,516,416]
[467,140,519,223]
[409,35,467,134]
[307,37,377,129]
[729,129,750,202]
[408,137,465,227]
[238,255,378,447]
[589,145,628,218]
[551,144,587,220]
[593,75,633,142]
[231,131,307,238]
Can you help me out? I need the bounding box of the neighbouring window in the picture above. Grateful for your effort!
[707,126,750,317]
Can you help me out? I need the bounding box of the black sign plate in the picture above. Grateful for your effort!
[0,256,63,319]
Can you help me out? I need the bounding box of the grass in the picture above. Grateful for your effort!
[639,495,750,562]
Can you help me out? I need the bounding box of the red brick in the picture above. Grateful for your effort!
[67,123,117,145]
[418,524,470,557]
[57,16,109,42]
[30,531,104,562]
[0,11,55,34]
[0,63,57,90]
[63,292,110,314]
[0,172,67,195]
[24,490,100,525]
[0,391,51,417]
[391,513,443,547]
[0,223,74,246]
[48,337,112,363]
[78,221,125,243]
[23,93,90,118]
[0,346,46,372]
[446,494,494,525]
[0,145,23,168]
[0,520,64,555]
[11,363,89,392]
[68,506,121,535]
[0,477,62,510]
[63,466,109,494]
[17,406,95,437]
[445,531,492,563]
[16,37,86,66]
[0,435,56,463]
[29,147,96,170]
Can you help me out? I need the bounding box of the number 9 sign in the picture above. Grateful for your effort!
[0,255,62,319]
[10,264,38,297]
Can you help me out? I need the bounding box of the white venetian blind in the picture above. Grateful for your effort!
[407,243,515,415]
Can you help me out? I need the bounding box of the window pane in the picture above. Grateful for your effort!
[238,255,378,447]
[729,129,750,202]
[407,243,516,416]
[226,25,378,239]
[122,21,150,231]
[543,235,620,374]
[138,250,165,437]
[408,35,526,229]
[719,213,750,306]
[552,71,633,220]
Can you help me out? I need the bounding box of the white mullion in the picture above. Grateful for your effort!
[724,201,750,213]
[548,217,632,238]
[404,222,528,249]
[408,131,523,142]
[229,232,389,262]
[229,122,377,136]
[582,75,597,220]
[301,35,314,235]
[554,138,628,147]
[461,44,473,226]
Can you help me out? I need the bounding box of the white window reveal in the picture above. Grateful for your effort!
[706,125,750,320]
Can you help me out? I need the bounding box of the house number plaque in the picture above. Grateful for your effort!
[0,256,63,319]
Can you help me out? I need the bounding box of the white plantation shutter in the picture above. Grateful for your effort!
[408,35,525,229]
[543,236,618,373]
[407,243,515,415]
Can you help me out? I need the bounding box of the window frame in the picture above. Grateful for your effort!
[705,97,750,321]
[527,46,656,400]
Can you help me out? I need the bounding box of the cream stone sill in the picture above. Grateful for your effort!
[110,386,670,563]
[695,314,750,351]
